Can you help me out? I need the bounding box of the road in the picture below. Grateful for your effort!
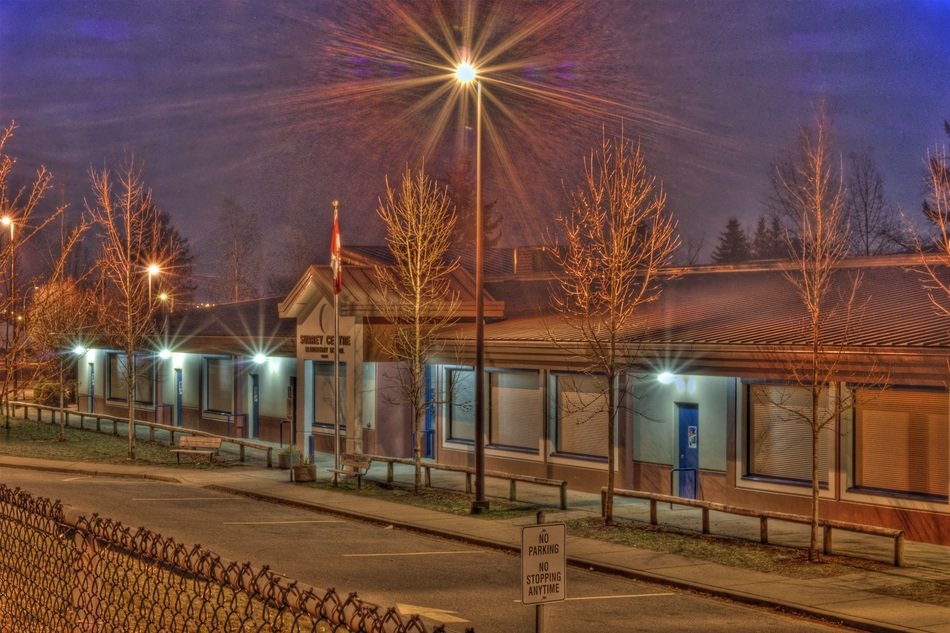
[0,468,860,633]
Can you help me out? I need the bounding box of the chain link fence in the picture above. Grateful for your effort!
[0,484,469,632]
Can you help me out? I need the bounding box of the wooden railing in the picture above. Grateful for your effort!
[366,455,568,510]
[604,486,905,566]
[10,401,274,468]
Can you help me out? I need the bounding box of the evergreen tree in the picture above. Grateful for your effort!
[751,214,788,259]
[711,217,750,264]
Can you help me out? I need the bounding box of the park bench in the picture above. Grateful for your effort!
[328,453,373,488]
[170,436,222,464]
[369,456,570,509]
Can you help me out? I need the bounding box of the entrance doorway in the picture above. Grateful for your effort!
[175,368,183,426]
[677,403,699,499]
[87,362,95,413]
[249,373,260,439]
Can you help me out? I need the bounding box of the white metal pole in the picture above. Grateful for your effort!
[333,261,341,482]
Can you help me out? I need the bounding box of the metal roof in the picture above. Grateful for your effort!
[163,297,296,356]
[481,256,950,349]
[278,264,504,321]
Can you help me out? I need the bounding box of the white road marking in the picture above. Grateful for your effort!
[131,497,233,502]
[513,593,674,604]
[343,550,484,558]
[396,603,468,624]
[223,519,345,525]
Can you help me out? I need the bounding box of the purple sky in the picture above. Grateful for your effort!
[1,0,948,287]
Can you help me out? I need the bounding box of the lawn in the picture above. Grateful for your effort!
[0,416,229,467]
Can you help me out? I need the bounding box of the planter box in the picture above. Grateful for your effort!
[292,464,317,482]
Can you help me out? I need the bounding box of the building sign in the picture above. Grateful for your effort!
[299,334,350,357]
[521,523,566,605]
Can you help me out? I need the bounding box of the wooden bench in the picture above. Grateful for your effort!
[328,453,373,488]
[605,487,906,566]
[170,436,222,464]
[369,456,569,509]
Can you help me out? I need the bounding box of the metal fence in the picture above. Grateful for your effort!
[0,484,466,632]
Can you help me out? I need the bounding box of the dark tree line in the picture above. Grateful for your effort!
[711,139,913,265]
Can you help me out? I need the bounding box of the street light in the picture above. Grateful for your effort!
[455,61,488,513]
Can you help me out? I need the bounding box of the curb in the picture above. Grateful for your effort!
[0,460,183,484]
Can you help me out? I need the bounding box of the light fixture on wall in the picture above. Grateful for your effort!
[253,353,266,365]
[657,371,675,385]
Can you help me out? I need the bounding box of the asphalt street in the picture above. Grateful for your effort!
[0,468,862,633]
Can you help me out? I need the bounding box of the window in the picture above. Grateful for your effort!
[854,388,948,498]
[489,370,541,451]
[447,368,474,442]
[313,362,345,428]
[554,373,608,458]
[205,357,234,414]
[107,352,154,405]
[747,384,834,484]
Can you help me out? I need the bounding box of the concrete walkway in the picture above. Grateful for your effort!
[1,450,948,633]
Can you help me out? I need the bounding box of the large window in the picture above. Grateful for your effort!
[553,373,608,458]
[205,357,234,414]
[107,352,154,405]
[447,368,475,442]
[747,384,834,484]
[313,362,346,428]
[489,370,541,451]
[854,388,948,498]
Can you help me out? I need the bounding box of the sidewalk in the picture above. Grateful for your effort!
[2,451,949,633]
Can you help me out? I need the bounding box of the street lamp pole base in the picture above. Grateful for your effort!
[470,500,490,514]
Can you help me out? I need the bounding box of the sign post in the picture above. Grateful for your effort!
[521,512,565,633]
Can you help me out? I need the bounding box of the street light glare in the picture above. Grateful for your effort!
[147,263,161,276]
[0,216,10,226]
[455,62,476,83]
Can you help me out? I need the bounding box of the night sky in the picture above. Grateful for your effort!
[1,1,948,294]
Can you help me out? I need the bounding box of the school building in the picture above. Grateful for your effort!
[74,251,950,545]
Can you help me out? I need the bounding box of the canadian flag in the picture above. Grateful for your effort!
[331,202,342,294]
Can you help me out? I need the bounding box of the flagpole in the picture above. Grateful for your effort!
[332,200,341,484]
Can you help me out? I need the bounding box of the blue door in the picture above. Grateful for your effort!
[87,363,95,413]
[423,366,435,458]
[175,368,183,427]
[250,373,260,439]
[677,404,699,498]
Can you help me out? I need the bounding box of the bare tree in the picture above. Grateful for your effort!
[88,161,177,459]
[917,122,950,315]
[845,150,903,256]
[207,198,260,302]
[772,112,873,562]
[549,133,680,525]
[25,219,96,440]
[0,122,66,425]
[374,166,460,493]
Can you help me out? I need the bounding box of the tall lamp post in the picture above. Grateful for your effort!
[455,62,489,513]
[2,215,14,424]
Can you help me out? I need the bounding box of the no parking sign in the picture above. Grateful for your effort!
[521,523,566,605]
